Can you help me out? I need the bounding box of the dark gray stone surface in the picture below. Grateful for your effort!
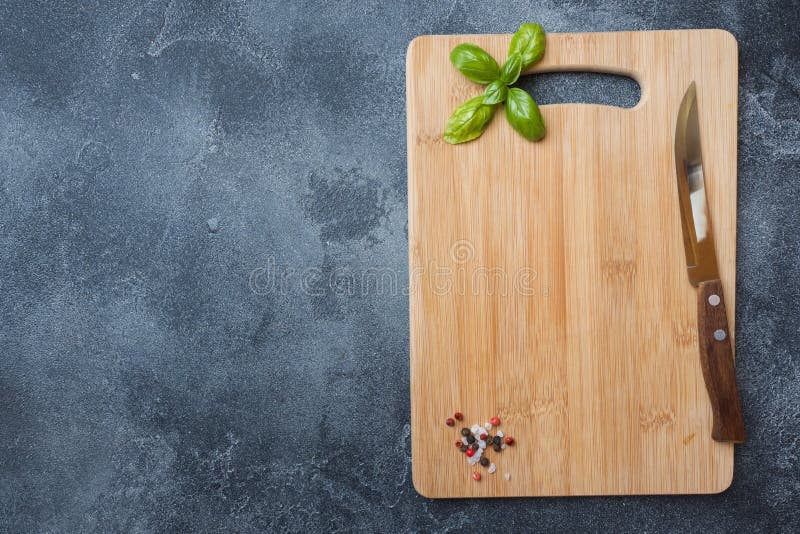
[0,1,797,532]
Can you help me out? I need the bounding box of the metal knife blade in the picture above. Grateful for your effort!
[674,82,745,443]
[674,81,720,286]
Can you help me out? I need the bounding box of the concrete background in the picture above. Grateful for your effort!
[0,1,797,531]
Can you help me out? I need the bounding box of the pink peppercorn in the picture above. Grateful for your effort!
[490,417,501,426]
[472,472,481,481]
[446,418,455,426]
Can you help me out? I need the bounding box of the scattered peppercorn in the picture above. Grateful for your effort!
[445,412,515,481]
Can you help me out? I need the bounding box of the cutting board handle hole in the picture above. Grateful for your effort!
[516,72,641,109]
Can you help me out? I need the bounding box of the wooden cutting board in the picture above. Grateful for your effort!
[407,30,738,497]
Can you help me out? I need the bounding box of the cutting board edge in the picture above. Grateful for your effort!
[406,28,738,57]
[411,444,734,497]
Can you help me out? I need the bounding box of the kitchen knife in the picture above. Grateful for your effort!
[674,82,745,443]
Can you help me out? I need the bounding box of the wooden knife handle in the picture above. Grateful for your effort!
[697,279,745,443]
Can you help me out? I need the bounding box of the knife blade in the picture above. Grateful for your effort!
[674,82,745,443]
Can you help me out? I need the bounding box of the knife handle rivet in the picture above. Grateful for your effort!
[708,294,721,306]
[713,329,726,341]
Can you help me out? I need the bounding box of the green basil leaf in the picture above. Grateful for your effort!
[443,95,497,144]
[499,53,522,85]
[482,80,508,105]
[504,88,545,141]
[449,43,500,84]
[508,23,546,69]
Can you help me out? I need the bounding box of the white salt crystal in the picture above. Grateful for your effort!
[504,473,511,480]
[496,430,503,438]
[488,463,497,474]
[478,440,486,449]
[484,422,492,430]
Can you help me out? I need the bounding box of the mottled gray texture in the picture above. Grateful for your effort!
[0,0,797,532]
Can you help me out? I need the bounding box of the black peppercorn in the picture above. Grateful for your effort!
[466,434,476,444]
[460,428,471,437]
[493,436,502,445]
[480,457,490,467]
[470,442,479,450]
[493,443,502,452]
[461,445,468,452]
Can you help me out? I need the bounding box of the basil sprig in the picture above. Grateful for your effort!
[444,23,547,145]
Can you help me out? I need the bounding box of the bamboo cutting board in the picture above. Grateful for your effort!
[407,30,739,497]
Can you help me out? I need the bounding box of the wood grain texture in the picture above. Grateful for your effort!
[697,279,745,443]
[407,30,739,497]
